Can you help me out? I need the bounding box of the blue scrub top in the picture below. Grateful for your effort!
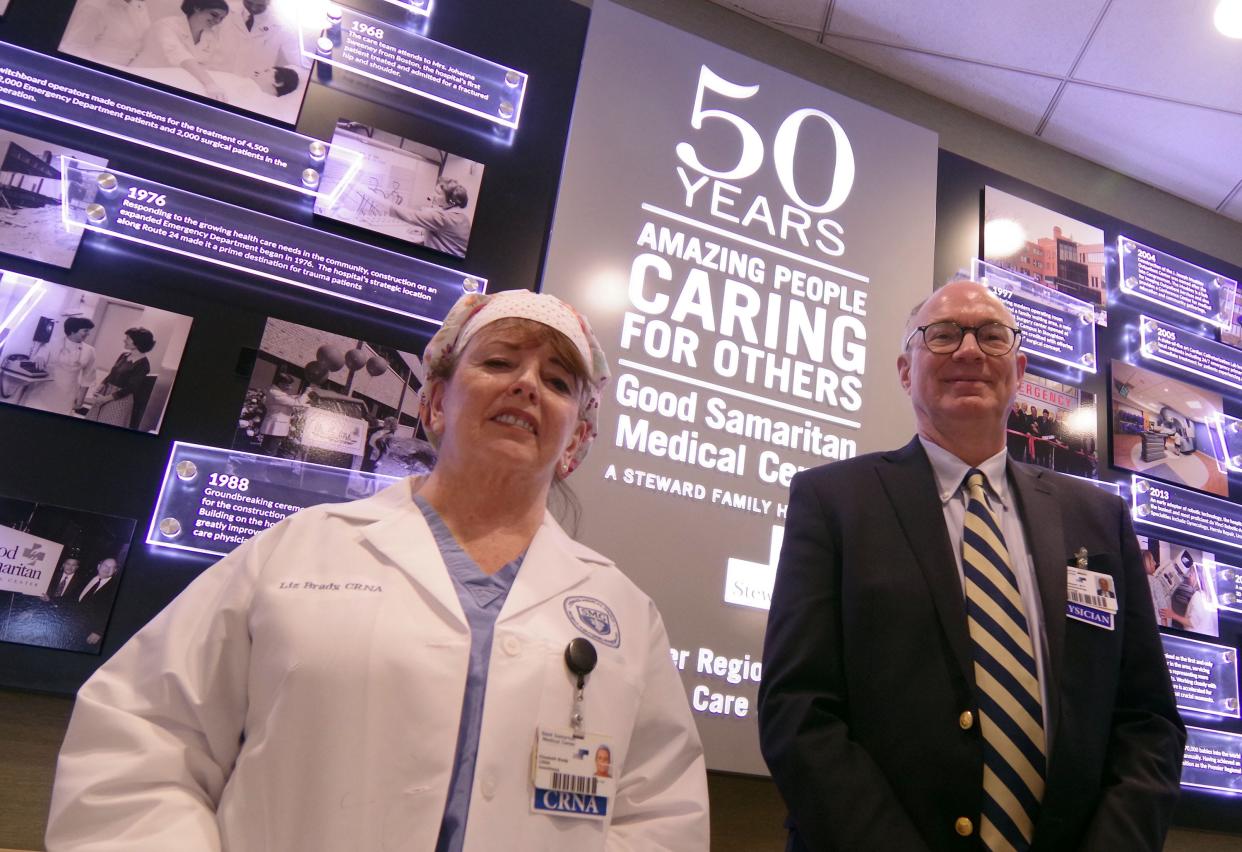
[416,496,523,852]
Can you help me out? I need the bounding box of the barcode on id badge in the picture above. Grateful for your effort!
[551,771,598,796]
[1068,590,1109,609]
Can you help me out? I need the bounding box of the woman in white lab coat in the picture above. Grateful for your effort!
[46,290,709,852]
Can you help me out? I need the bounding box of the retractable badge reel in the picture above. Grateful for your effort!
[564,637,597,735]
[530,637,612,818]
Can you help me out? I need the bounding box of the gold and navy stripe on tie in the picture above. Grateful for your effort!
[962,469,1045,852]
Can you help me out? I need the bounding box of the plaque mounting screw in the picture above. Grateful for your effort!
[302,168,321,189]
[498,99,514,120]
[308,141,328,162]
[463,277,480,293]
[158,518,183,538]
[85,203,107,224]
[175,460,199,481]
[505,71,520,88]
[96,172,118,193]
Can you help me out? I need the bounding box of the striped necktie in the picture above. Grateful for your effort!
[962,469,1045,851]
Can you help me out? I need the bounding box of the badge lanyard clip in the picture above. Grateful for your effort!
[564,638,597,736]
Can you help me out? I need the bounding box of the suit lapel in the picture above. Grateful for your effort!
[1007,461,1065,732]
[876,438,974,686]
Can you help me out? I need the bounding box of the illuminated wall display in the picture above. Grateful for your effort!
[146,442,399,557]
[540,0,937,773]
[1139,315,1242,395]
[60,0,310,125]
[975,259,1097,372]
[1132,475,1242,552]
[1183,726,1242,794]
[61,160,484,326]
[301,4,528,129]
[1161,633,1240,719]
[0,41,347,196]
[1118,237,1239,329]
[0,494,135,655]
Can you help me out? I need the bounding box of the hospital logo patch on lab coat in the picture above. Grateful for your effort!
[564,596,620,648]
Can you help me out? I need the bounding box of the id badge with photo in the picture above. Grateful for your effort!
[530,728,614,820]
[1066,564,1118,630]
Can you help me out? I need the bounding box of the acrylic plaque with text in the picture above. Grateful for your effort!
[1118,237,1238,329]
[62,160,484,326]
[977,259,1097,373]
[1161,633,1240,719]
[302,5,527,128]
[0,41,341,195]
[1139,316,1242,396]
[1131,475,1242,553]
[146,442,400,557]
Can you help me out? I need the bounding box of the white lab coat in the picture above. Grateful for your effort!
[47,480,709,851]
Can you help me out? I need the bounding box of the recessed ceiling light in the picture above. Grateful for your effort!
[1216,0,1242,38]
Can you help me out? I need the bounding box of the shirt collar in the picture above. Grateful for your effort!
[918,436,1011,509]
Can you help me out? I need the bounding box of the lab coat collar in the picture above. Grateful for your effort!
[329,478,613,627]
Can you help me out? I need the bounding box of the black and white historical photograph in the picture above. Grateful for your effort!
[59,0,309,124]
[0,272,194,432]
[233,316,435,476]
[315,119,486,259]
[0,494,135,655]
[0,129,106,269]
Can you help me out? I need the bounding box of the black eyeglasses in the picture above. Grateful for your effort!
[906,321,1021,356]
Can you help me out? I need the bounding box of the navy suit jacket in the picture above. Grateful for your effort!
[758,437,1184,852]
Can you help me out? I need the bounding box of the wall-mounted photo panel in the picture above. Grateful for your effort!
[233,317,434,477]
[1110,359,1228,497]
[315,119,485,260]
[1007,372,1098,478]
[1137,534,1219,639]
[983,186,1107,320]
[0,271,193,433]
[0,129,106,269]
[0,494,136,655]
[59,0,309,124]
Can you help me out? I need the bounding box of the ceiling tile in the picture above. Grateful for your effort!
[1073,0,1242,113]
[1041,82,1242,211]
[706,0,830,33]
[824,0,1104,75]
[821,35,1062,134]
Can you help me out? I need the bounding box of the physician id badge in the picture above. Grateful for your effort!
[531,728,614,819]
[1066,563,1118,630]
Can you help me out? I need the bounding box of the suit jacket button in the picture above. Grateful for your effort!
[955,817,973,836]
[959,710,974,730]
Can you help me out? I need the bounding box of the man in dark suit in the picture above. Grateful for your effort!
[72,557,122,650]
[758,279,1183,852]
[45,556,86,603]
